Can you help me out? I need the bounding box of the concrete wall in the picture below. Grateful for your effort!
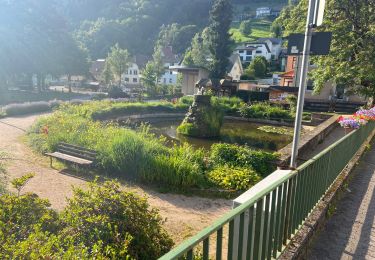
[278,115,339,166]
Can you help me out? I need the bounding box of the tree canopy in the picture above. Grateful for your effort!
[0,0,89,91]
[275,0,375,103]
[208,0,233,79]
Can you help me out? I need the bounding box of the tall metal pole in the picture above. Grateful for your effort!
[290,0,316,168]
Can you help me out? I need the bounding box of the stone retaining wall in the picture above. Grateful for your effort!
[277,115,339,166]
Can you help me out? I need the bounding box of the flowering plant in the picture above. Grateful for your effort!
[338,116,361,129]
[338,106,375,129]
[355,107,375,120]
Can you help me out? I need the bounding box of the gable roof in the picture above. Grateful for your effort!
[258,37,282,45]
[228,53,244,74]
[244,42,271,53]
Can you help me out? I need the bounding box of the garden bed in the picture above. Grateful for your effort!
[28,101,281,194]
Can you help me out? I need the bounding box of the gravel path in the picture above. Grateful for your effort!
[0,113,232,244]
[308,141,375,260]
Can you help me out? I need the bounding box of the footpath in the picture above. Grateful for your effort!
[308,140,375,259]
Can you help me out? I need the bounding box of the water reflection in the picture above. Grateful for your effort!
[147,120,292,151]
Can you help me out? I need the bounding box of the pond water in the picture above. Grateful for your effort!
[145,120,292,151]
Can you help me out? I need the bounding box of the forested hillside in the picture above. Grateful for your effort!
[57,0,213,58]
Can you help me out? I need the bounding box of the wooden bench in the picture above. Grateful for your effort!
[46,142,97,169]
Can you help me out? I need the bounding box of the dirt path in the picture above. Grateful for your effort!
[308,141,375,259]
[0,114,232,244]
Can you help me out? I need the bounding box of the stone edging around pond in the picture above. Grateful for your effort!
[115,113,301,127]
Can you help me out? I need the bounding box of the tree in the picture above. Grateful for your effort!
[105,44,131,87]
[207,0,233,79]
[239,20,252,35]
[152,47,166,83]
[141,62,158,96]
[270,23,282,38]
[157,23,199,55]
[183,31,210,68]
[245,56,268,78]
[278,0,375,105]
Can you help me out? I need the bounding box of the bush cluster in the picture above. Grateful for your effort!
[239,102,293,120]
[2,100,63,116]
[208,165,261,191]
[209,143,279,177]
[0,180,173,259]
[29,102,279,192]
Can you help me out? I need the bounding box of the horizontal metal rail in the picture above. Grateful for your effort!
[159,122,375,260]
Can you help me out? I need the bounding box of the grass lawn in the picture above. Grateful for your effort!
[230,19,273,43]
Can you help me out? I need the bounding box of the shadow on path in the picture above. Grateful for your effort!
[308,142,375,259]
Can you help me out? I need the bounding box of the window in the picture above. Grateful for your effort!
[246,50,252,55]
[239,50,244,54]
[292,57,297,69]
[134,70,138,75]
[256,50,262,54]
[133,78,138,83]
[163,78,166,84]
[170,71,173,75]
[125,77,129,82]
[245,56,252,61]
[169,78,172,83]
[129,70,132,75]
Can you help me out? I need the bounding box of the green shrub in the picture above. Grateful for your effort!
[209,143,279,177]
[3,101,51,116]
[61,180,173,259]
[0,179,173,259]
[208,165,261,190]
[177,122,200,137]
[212,96,244,114]
[239,102,293,120]
[0,193,60,258]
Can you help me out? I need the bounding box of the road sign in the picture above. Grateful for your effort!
[287,32,332,55]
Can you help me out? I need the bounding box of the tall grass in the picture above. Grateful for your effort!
[28,101,279,192]
[239,102,293,120]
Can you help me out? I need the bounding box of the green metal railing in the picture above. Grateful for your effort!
[159,122,375,260]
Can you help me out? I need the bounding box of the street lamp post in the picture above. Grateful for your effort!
[290,0,318,168]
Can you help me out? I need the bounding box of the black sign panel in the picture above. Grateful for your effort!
[287,32,332,56]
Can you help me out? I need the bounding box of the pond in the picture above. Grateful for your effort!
[143,119,292,151]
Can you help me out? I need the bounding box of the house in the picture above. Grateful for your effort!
[279,55,367,104]
[170,54,244,95]
[227,54,244,81]
[235,42,272,63]
[89,56,147,91]
[257,38,283,59]
[158,46,179,85]
[256,7,271,18]
[234,38,283,63]
[169,65,209,95]
[122,62,141,89]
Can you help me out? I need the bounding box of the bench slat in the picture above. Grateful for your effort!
[56,148,96,161]
[58,144,97,156]
[59,142,97,154]
[46,152,93,165]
